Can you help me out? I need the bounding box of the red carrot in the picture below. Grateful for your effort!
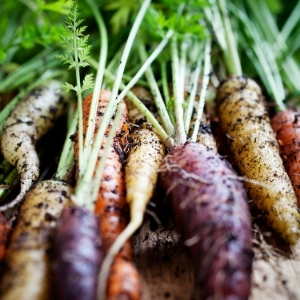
[271,108,300,206]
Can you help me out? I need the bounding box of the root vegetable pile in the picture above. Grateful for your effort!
[1,1,300,300]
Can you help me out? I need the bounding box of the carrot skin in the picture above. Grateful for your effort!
[216,76,300,244]
[52,206,102,300]
[0,81,67,209]
[271,109,300,206]
[75,91,141,299]
[0,180,72,300]
[107,258,141,300]
[160,142,253,300]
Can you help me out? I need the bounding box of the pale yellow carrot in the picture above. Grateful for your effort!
[216,76,300,244]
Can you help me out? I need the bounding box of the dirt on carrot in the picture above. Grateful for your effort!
[74,91,141,299]
[0,180,72,300]
[159,142,253,300]
[216,76,300,245]
[51,205,103,300]
[0,81,67,210]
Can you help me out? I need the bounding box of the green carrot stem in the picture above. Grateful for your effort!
[86,57,174,148]
[72,8,84,175]
[171,34,186,145]
[230,5,286,111]
[82,0,108,162]
[191,39,211,141]
[106,45,125,72]
[179,34,189,108]
[121,74,149,87]
[137,40,175,137]
[115,29,173,105]
[281,1,300,42]
[106,72,174,147]
[216,0,242,76]
[75,0,152,201]
[54,107,76,181]
[184,43,203,133]
[160,60,175,124]
[241,0,300,92]
[245,0,281,46]
[204,1,226,51]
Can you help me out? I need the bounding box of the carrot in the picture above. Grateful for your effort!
[271,109,300,206]
[159,142,253,300]
[226,1,300,210]
[0,85,76,300]
[205,0,300,244]
[98,86,165,298]
[0,81,67,209]
[51,205,102,300]
[216,76,300,244]
[107,258,141,300]
[74,91,141,300]
[0,180,72,300]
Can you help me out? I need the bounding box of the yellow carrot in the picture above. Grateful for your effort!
[216,76,300,244]
[0,180,72,300]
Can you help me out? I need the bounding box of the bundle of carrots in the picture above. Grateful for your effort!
[0,0,300,300]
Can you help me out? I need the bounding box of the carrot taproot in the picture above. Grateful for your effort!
[51,205,102,300]
[216,76,300,244]
[107,258,141,300]
[271,108,300,206]
[159,142,253,300]
[0,81,67,210]
[98,86,165,298]
[0,180,72,300]
[74,91,141,300]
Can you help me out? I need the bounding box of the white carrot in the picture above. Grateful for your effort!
[0,81,67,210]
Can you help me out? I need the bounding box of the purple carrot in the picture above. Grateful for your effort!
[160,142,253,300]
[52,206,103,300]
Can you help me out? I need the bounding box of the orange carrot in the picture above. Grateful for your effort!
[74,91,141,300]
[271,108,300,206]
